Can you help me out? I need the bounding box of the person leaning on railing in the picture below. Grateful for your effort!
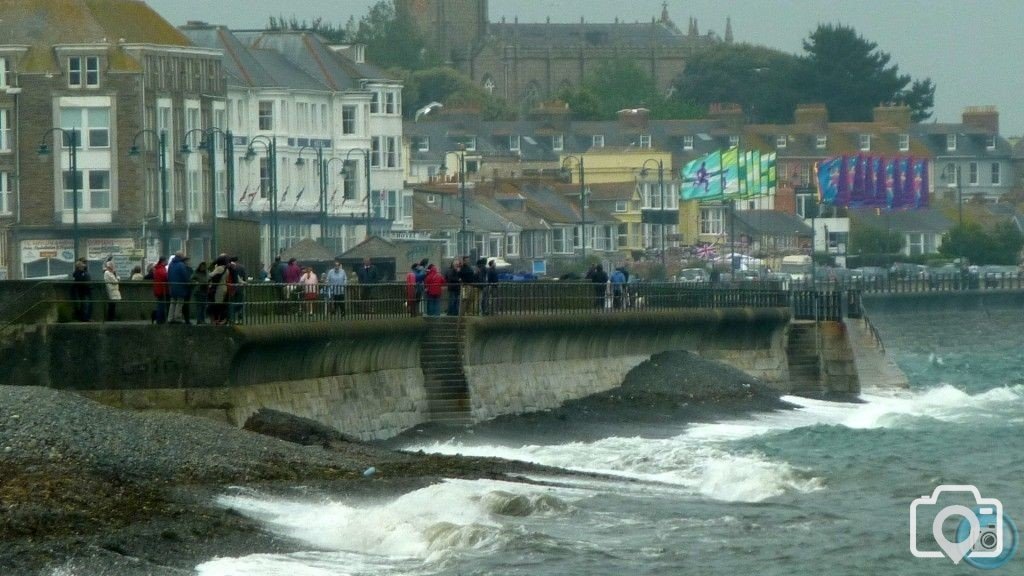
[151,257,169,324]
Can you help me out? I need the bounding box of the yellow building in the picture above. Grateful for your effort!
[560,148,675,255]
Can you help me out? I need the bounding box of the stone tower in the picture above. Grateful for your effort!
[402,0,489,64]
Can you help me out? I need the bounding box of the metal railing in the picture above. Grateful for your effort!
[0,280,807,327]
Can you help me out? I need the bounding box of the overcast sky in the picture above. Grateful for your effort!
[147,0,1024,135]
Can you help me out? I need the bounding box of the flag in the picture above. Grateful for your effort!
[815,157,842,205]
[762,152,776,195]
[682,150,726,201]
[721,148,739,197]
[280,185,290,203]
[696,243,716,260]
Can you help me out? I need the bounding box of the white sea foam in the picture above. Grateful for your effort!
[408,437,823,503]
[199,478,577,571]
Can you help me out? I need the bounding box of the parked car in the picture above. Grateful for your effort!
[676,268,709,283]
[487,257,513,272]
[890,262,928,280]
[979,265,1019,288]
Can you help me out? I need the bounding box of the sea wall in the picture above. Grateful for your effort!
[861,290,1024,315]
[462,310,792,420]
[2,308,808,440]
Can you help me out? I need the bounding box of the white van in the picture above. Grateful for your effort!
[780,255,813,283]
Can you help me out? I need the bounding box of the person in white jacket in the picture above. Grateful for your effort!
[103,260,122,321]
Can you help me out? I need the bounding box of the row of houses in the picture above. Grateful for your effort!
[0,1,1020,279]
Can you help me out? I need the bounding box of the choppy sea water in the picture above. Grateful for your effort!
[198,307,1024,575]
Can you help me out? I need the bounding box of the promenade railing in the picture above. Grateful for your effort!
[2,280,805,328]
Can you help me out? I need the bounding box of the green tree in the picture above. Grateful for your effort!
[353,1,439,70]
[561,58,701,120]
[941,221,1024,265]
[400,67,515,121]
[267,14,348,43]
[850,223,904,255]
[799,24,934,122]
[672,43,804,123]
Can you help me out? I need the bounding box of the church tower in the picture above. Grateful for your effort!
[402,0,489,65]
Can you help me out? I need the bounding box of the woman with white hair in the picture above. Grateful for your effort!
[103,260,121,321]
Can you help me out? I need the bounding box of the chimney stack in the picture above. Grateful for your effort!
[962,106,999,134]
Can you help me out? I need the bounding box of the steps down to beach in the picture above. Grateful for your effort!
[846,316,910,390]
[419,317,473,425]
[786,322,824,396]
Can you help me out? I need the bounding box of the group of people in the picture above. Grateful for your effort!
[147,252,249,325]
[587,263,633,310]
[394,256,503,317]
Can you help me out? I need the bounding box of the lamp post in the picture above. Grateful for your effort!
[560,155,587,262]
[640,158,667,270]
[128,130,170,255]
[458,145,468,257]
[182,128,234,258]
[38,128,81,258]
[246,136,277,257]
[295,145,327,240]
[340,148,372,240]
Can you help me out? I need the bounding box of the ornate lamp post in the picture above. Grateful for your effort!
[128,129,170,255]
[340,148,372,240]
[245,136,277,256]
[38,128,81,258]
[560,155,587,262]
[640,158,667,269]
[182,127,234,258]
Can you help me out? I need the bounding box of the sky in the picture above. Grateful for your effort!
[146,0,1024,135]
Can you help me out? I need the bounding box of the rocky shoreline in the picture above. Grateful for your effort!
[0,387,551,575]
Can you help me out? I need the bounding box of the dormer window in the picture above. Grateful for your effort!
[509,134,520,152]
[986,135,997,150]
[465,136,477,152]
[683,135,694,150]
[859,134,871,151]
[639,134,651,148]
[946,133,957,151]
[552,133,564,151]
[69,56,99,88]
[898,133,910,152]
[815,134,827,149]
[776,135,787,148]
[592,134,604,148]
[729,135,740,147]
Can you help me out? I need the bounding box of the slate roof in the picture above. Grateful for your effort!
[182,26,388,92]
[733,210,812,236]
[0,0,192,73]
[848,207,954,233]
[487,21,691,48]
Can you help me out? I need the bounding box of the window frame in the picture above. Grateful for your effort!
[946,133,957,151]
[815,134,827,149]
[639,134,652,149]
[776,135,787,149]
[0,171,9,214]
[699,207,724,235]
[968,162,979,185]
[859,134,871,152]
[592,134,605,149]
[986,135,997,151]
[342,105,357,135]
[991,162,1001,185]
[552,133,564,151]
[683,135,694,151]
[898,133,910,152]
[258,100,274,131]
[509,134,520,152]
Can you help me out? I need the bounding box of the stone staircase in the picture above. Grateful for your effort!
[786,322,823,396]
[419,317,473,425]
[846,316,910,389]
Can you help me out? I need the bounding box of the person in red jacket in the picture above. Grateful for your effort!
[405,263,420,317]
[424,264,445,317]
[152,257,169,324]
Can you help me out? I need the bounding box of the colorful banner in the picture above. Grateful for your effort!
[816,155,929,209]
[683,148,778,202]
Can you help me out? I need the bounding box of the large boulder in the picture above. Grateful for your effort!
[243,408,358,447]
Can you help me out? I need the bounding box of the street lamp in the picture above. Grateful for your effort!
[560,155,587,262]
[38,128,82,258]
[295,144,327,240]
[640,158,667,270]
[245,135,277,256]
[339,148,372,240]
[128,130,170,255]
[941,163,964,228]
[182,127,234,258]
